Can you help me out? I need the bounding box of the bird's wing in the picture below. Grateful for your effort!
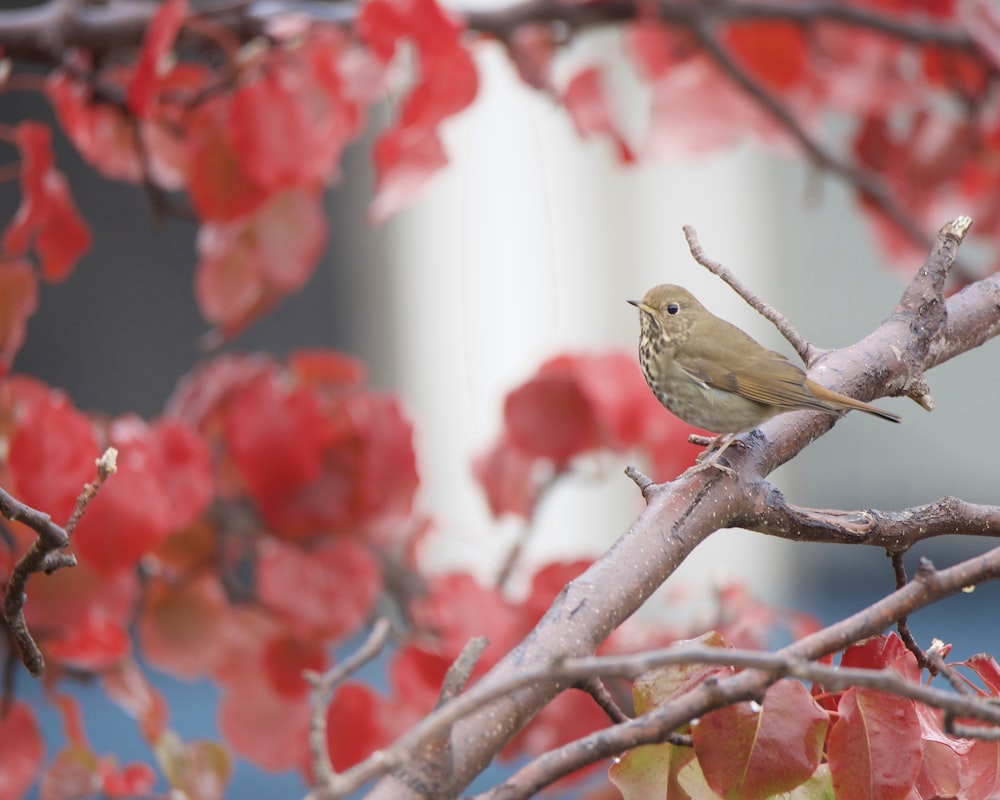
[681,349,834,412]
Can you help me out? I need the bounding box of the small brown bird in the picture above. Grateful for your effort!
[629,284,900,471]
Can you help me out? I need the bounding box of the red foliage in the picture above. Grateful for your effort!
[255,537,383,639]
[828,687,921,800]
[0,701,45,800]
[185,96,270,222]
[722,21,811,91]
[359,0,478,222]
[410,572,526,672]
[126,0,188,117]
[3,123,91,283]
[72,416,211,575]
[0,258,38,375]
[562,67,635,163]
[137,573,231,679]
[325,683,395,772]
[694,680,828,800]
[7,385,99,523]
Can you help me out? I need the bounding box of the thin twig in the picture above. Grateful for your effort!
[682,225,814,362]
[2,447,117,677]
[576,677,629,724]
[437,637,488,708]
[888,552,931,672]
[624,465,656,499]
[305,618,393,790]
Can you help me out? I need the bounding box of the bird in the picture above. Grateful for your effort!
[629,284,900,472]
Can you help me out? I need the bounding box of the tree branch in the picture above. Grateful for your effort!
[740,486,1000,550]
[683,224,815,362]
[305,617,393,792]
[2,448,117,677]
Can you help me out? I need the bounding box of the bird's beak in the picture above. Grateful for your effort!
[628,299,653,314]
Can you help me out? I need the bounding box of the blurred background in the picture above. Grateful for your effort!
[4,17,999,799]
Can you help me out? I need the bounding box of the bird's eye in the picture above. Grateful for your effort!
[666,303,679,315]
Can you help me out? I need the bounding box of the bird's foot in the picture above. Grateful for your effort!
[687,433,740,475]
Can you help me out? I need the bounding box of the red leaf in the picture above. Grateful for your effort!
[963,738,1000,798]
[4,122,91,282]
[722,21,810,91]
[138,574,230,680]
[389,645,451,715]
[22,563,138,651]
[195,186,327,335]
[45,614,132,671]
[0,701,45,800]
[562,67,634,163]
[916,737,966,800]
[472,434,553,519]
[164,353,280,436]
[694,680,828,800]
[827,688,921,800]
[99,761,157,798]
[261,635,327,698]
[50,692,89,749]
[966,652,1000,694]
[48,69,144,183]
[410,573,524,671]
[150,417,213,529]
[359,0,478,221]
[231,70,318,190]
[504,368,597,465]
[73,417,175,574]
[569,352,665,451]
[224,374,329,514]
[840,633,909,670]
[218,672,311,773]
[0,258,38,373]
[263,392,418,539]
[229,36,361,190]
[127,0,187,117]
[8,387,98,524]
[368,126,449,224]
[326,683,392,772]
[256,538,382,640]
[185,97,269,221]
[923,46,991,97]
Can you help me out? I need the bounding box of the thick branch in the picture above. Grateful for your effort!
[741,487,1000,551]
[0,1,979,63]
[463,0,977,49]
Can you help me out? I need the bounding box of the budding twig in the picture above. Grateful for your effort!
[2,447,117,678]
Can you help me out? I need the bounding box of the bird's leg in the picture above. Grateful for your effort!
[688,433,739,475]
